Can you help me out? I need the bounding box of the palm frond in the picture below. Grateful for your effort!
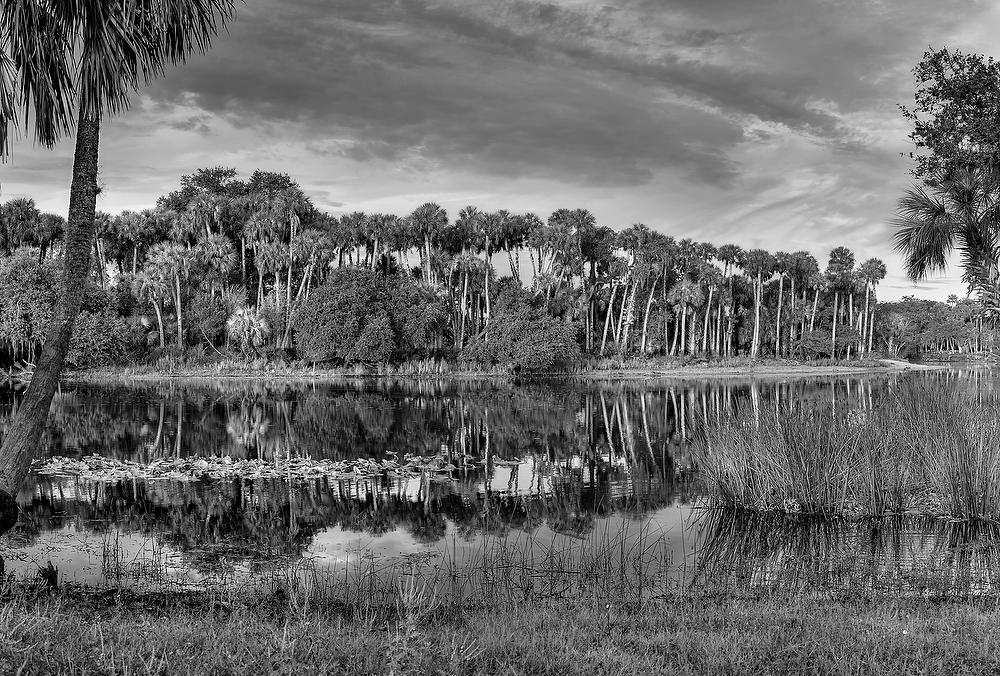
[0,0,76,153]
[1,0,240,158]
[891,184,957,280]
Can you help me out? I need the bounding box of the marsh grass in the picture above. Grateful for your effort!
[6,562,1000,674]
[7,511,1000,672]
[696,380,1000,520]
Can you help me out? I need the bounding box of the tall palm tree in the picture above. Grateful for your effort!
[409,203,448,284]
[0,0,238,529]
[741,249,776,359]
[858,257,887,354]
[825,246,855,358]
[773,251,793,357]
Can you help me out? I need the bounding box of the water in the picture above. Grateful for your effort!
[3,367,1000,599]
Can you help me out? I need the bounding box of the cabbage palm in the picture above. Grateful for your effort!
[893,166,1000,293]
[0,0,238,529]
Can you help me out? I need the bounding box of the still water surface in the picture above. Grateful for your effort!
[3,368,999,598]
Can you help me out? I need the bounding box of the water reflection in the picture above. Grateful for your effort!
[9,374,931,464]
[691,510,1000,598]
[3,368,1000,597]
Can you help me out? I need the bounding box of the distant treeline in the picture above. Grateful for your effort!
[1,166,981,371]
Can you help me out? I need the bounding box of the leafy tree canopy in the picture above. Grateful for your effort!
[902,48,1000,178]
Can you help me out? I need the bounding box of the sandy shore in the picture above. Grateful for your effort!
[59,358,952,384]
[570,359,950,380]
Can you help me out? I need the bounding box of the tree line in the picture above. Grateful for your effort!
[0,166,901,369]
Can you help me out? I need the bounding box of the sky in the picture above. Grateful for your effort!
[3,0,999,301]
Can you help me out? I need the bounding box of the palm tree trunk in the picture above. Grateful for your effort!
[460,269,470,348]
[0,113,101,529]
[831,291,839,358]
[775,275,784,356]
[751,273,762,358]
[789,278,797,354]
[670,310,680,356]
[484,245,492,339]
[641,277,659,354]
[868,306,876,354]
[174,274,184,346]
[714,305,722,355]
[810,288,819,332]
[861,285,871,356]
[600,284,618,355]
[153,300,165,348]
[679,307,687,356]
[620,281,639,354]
[702,286,714,353]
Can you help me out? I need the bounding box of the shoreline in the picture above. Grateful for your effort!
[57,358,951,384]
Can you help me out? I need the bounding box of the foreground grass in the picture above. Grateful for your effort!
[2,590,999,675]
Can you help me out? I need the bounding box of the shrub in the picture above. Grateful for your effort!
[187,291,228,346]
[0,248,59,360]
[465,286,580,373]
[389,281,448,356]
[226,307,271,358]
[295,268,392,363]
[67,311,137,367]
[295,269,448,364]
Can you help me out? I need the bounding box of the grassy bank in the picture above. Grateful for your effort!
[1,588,998,675]
[61,355,903,384]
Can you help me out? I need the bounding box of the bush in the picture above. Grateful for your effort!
[294,269,448,364]
[226,307,271,358]
[0,248,59,361]
[187,291,228,346]
[389,281,448,356]
[465,286,580,373]
[67,311,138,367]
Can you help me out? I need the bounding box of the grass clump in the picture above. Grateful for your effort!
[696,380,1000,520]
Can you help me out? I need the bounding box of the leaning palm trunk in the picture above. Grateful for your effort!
[0,113,101,528]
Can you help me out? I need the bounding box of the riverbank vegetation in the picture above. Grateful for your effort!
[697,380,1000,519]
[4,172,969,375]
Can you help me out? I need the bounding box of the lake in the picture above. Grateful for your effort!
[3,367,1000,600]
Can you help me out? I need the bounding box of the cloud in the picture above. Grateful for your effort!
[6,0,1000,300]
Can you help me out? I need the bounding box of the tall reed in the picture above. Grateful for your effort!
[696,380,1000,521]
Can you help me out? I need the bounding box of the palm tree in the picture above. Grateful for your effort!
[716,244,743,356]
[666,278,704,356]
[741,249,776,359]
[132,270,170,348]
[773,252,793,357]
[825,246,855,358]
[410,203,448,284]
[147,242,196,346]
[893,166,1000,292]
[0,0,237,524]
[858,258,887,355]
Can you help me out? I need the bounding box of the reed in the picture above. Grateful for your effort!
[696,380,1000,521]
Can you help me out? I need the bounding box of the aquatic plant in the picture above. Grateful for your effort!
[696,380,1000,521]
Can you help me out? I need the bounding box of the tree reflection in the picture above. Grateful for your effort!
[690,509,1000,598]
